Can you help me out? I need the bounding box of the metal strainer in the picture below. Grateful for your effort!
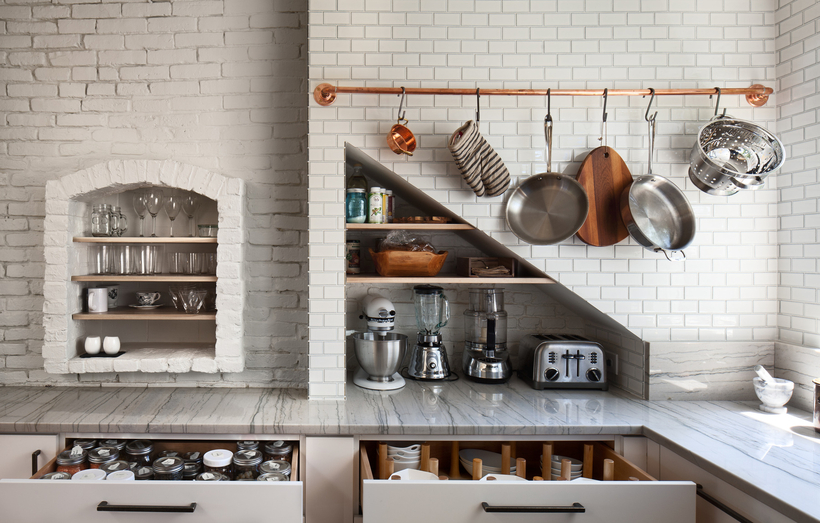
[688,116,785,196]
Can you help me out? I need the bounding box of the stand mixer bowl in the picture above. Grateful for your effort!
[352,332,407,382]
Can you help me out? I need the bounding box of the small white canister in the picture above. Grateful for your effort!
[368,187,383,223]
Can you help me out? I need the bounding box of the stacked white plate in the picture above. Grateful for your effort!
[459,449,516,476]
[541,454,583,480]
[387,443,421,471]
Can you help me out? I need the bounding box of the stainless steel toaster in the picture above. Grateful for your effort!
[518,334,608,390]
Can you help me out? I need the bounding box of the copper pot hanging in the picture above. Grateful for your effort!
[387,87,417,156]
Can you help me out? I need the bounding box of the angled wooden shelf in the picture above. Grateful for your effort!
[346,273,555,285]
[72,308,216,321]
[346,223,475,231]
[73,237,217,244]
[72,274,217,283]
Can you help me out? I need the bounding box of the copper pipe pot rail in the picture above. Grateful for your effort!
[313,83,772,108]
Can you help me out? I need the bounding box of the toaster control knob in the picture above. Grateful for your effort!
[586,368,602,382]
[545,368,560,381]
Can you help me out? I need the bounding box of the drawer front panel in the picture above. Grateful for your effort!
[0,480,303,523]
[363,481,695,523]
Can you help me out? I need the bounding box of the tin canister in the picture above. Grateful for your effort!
[813,378,820,433]
[346,240,361,274]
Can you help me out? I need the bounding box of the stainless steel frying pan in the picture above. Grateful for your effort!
[506,116,589,245]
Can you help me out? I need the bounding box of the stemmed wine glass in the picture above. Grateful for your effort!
[144,188,164,237]
[164,191,182,237]
[182,193,200,237]
[132,192,147,237]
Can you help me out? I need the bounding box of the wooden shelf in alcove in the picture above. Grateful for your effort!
[346,273,556,285]
[346,223,475,231]
[72,308,216,321]
[73,237,217,244]
[72,274,217,283]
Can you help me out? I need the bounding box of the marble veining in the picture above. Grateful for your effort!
[0,379,818,522]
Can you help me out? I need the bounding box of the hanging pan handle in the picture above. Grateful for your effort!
[544,89,553,173]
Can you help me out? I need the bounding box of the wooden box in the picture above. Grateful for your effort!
[369,249,448,277]
[456,257,515,278]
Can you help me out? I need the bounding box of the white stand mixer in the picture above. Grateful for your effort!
[352,295,407,391]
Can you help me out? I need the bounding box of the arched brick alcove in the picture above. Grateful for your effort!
[42,160,246,374]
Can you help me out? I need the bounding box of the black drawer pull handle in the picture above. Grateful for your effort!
[481,502,585,513]
[97,501,197,513]
[31,450,41,477]
[697,485,753,523]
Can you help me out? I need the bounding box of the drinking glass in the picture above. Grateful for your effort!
[182,193,200,237]
[203,253,216,275]
[132,193,147,237]
[168,252,185,274]
[113,245,134,275]
[90,245,110,275]
[164,192,182,237]
[144,188,164,237]
[134,245,160,275]
[185,253,203,275]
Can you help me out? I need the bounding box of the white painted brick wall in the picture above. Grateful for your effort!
[307,0,781,398]
[0,0,307,388]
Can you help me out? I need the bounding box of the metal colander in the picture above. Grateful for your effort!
[688,116,785,196]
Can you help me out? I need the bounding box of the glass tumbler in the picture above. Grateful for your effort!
[168,253,185,274]
[185,253,203,275]
[90,245,111,275]
[113,245,134,275]
[203,253,216,275]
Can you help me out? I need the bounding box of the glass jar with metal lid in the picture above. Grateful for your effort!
[203,449,233,479]
[233,449,263,480]
[236,441,259,451]
[195,471,229,481]
[98,439,126,451]
[259,459,291,479]
[55,448,87,475]
[153,456,184,481]
[106,470,135,481]
[263,440,293,463]
[100,460,130,476]
[72,469,106,481]
[88,447,119,469]
[182,460,200,480]
[72,439,97,451]
[158,450,181,459]
[125,440,154,467]
[134,466,154,481]
[41,471,72,480]
[257,472,288,482]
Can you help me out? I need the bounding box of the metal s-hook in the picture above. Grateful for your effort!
[396,87,407,124]
[475,87,481,125]
[644,88,657,122]
[545,88,552,123]
[711,87,726,117]
[602,88,608,123]
[599,88,609,150]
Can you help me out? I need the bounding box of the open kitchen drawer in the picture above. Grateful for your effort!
[358,439,695,523]
[0,436,303,523]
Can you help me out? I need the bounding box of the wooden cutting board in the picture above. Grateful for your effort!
[576,146,632,246]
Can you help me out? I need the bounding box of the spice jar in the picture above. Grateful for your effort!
[134,466,154,481]
[72,469,107,481]
[346,188,367,224]
[195,471,229,481]
[236,441,260,451]
[41,471,72,480]
[258,472,288,482]
[368,187,383,223]
[88,447,119,469]
[182,460,200,481]
[263,441,293,463]
[100,460,130,476]
[72,439,97,451]
[259,460,291,479]
[99,439,126,452]
[233,449,263,480]
[203,449,233,480]
[158,450,181,459]
[125,440,154,467]
[106,470,135,481]
[55,448,87,476]
[153,456,184,481]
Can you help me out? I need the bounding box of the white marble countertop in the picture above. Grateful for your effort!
[0,378,818,522]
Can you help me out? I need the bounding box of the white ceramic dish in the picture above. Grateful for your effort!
[548,455,583,468]
[388,450,421,459]
[388,468,439,481]
[387,444,421,452]
[392,460,420,472]
[459,449,508,470]
[479,474,527,482]
[391,455,421,463]
[129,303,164,310]
[460,458,515,476]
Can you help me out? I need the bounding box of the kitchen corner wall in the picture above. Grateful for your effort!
[773,0,820,412]
[0,0,309,388]
[307,0,782,399]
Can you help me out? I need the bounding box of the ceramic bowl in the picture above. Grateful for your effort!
[753,377,794,413]
[392,459,420,472]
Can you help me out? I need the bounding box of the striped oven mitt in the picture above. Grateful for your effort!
[447,120,510,197]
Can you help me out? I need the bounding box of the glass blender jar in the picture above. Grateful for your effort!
[462,288,512,383]
[407,285,452,380]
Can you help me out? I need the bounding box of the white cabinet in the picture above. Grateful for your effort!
[358,438,695,523]
[0,435,58,479]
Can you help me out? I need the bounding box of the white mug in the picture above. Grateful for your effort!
[87,288,108,313]
[84,336,101,355]
[103,336,120,355]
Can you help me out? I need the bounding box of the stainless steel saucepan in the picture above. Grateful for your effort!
[506,104,589,245]
[620,117,696,261]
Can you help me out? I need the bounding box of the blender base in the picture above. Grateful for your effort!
[353,368,406,391]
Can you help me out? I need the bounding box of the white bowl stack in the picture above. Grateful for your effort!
[387,443,421,472]
[541,454,583,480]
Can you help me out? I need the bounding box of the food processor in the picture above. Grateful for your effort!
[351,295,408,391]
[462,288,512,383]
[407,285,452,380]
